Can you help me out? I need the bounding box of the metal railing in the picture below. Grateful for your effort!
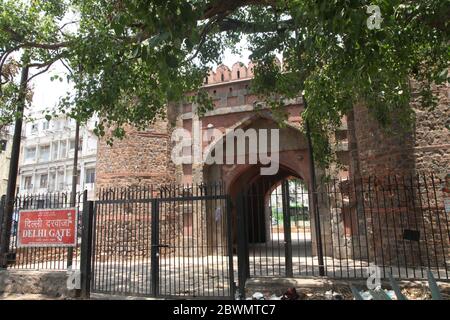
[1,173,448,299]
[237,174,449,281]
[0,191,85,270]
[90,183,234,298]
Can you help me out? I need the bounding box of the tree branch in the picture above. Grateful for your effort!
[217,17,293,33]
[27,62,54,83]
[27,51,68,71]
[20,41,70,50]
[203,0,276,19]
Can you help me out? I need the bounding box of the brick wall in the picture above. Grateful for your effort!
[349,83,449,177]
[95,120,176,191]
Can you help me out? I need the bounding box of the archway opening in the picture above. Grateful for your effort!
[227,164,316,276]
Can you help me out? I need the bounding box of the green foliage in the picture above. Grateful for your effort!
[1,0,448,165]
[0,0,71,123]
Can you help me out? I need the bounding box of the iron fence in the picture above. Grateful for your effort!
[1,173,448,299]
[91,183,234,298]
[238,174,449,282]
[0,191,85,270]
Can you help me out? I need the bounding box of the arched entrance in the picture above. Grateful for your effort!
[230,165,313,278]
[200,113,322,281]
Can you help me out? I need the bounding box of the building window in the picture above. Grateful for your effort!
[42,121,50,130]
[38,145,50,162]
[31,123,38,133]
[85,168,96,184]
[0,139,6,151]
[40,174,48,189]
[69,139,82,152]
[66,169,73,188]
[57,171,65,190]
[24,176,33,191]
[49,173,56,192]
[54,120,61,131]
[51,142,59,160]
[59,141,66,159]
[25,147,36,162]
[69,139,75,150]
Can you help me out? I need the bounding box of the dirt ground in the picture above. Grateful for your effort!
[0,293,68,300]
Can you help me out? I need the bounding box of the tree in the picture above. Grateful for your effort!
[0,0,74,122]
[1,0,448,165]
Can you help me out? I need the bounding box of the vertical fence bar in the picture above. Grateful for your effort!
[80,195,94,299]
[226,195,235,299]
[151,198,160,297]
[0,195,5,261]
[430,174,448,279]
[282,180,293,277]
[236,193,248,299]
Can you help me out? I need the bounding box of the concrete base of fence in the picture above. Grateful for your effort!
[0,270,76,298]
[90,293,164,300]
[245,277,450,299]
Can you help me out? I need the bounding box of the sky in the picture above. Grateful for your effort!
[29,46,252,115]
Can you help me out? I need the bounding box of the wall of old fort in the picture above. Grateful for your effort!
[91,62,449,271]
[348,82,449,178]
[95,120,176,190]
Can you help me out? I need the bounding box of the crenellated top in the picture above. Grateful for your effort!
[204,58,281,86]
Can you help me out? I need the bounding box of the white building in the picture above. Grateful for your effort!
[17,112,98,200]
[0,126,14,196]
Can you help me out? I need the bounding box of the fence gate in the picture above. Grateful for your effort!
[236,177,317,286]
[90,184,235,298]
[236,174,450,291]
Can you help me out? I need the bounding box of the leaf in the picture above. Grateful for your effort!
[148,32,170,48]
[165,54,178,68]
[141,45,148,61]
[131,45,141,59]
[180,2,194,22]
[112,23,124,36]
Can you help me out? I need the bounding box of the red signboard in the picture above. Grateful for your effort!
[17,208,77,247]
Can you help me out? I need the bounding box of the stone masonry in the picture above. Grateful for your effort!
[93,61,449,271]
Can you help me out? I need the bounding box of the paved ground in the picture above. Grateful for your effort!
[5,235,447,299]
[0,293,65,300]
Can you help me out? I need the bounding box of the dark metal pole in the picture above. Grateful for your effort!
[67,120,80,268]
[0,65,29,268]
[282,180,293,277]
[236,193,248,299]
[80,191,93,299]
[226,195,236,299]
[303,95,325,276]
[150,198,160,297]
